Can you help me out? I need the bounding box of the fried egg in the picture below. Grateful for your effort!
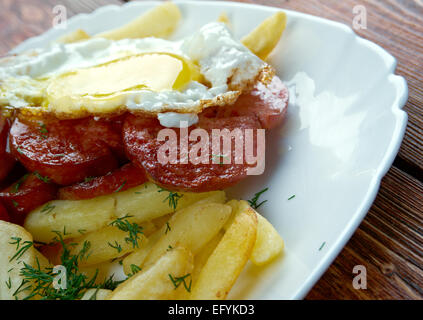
[0,22,266,127]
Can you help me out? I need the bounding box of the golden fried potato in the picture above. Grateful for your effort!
[81,288,112,300]
[189,202,257,300]
[24,196,115,243]
[241,11,287,60]
[251,210,284,265]
[69,226,147,266]
[108,247,193,300]
[143,202,232,266]
[95,2,181,40]
[0,221,36,300]
[114,182,225,223]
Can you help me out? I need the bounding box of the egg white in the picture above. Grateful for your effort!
[0,22,266,126]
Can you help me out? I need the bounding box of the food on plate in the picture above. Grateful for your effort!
[108,247,194,300]
[95,1,182,40]
[241,11,287,60]
[58,163,148,200]
[0,114,15,181]
[189,200,258,300]
[0,2,288,300]
[0,173,58,224]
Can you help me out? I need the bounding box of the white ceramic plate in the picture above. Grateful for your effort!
[12,1,408,299]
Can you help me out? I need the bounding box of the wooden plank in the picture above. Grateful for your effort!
[307,166,423,299]
[0,0,122,54]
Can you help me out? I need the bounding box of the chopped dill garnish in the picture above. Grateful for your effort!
[84,177,96,183]
[127,264,142,278]
[5,277,11,289]
[108,241,122,253]
[12,200,19,208]
[167,245,173,251]
[11,174,29,193]
[33,171,50,184]
[41,203,55,215]
[9,237,34,262]
[109,214,143,248]
[288,195,296,200]
[39,123,48,138]
[115,181,127,193]
[168,273,192,293]
[14,230,119,300]
[158,187,183,210]
[248,187,269,209]
[319,242,326,251]
[165,222,171,235]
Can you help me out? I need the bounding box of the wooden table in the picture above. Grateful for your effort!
[0,0,422,300]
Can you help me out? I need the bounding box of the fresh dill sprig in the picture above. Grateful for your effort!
[168,273,192,293]
[15,230,118,300]
[84,176,96,183]
[114,181,127,193]
[127,264,142,278]
[158,187,183,210]
[248,187,269,209]
[41,203,55,215]
[109,215,143,248]
[11,174,29,193]
[9,237,34,262]
[38,123,48,138]
[165,222,171,235]
[101,275,124,291]
[33,171,50,184]
[108,241,122,253]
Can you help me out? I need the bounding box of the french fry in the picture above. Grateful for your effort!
[108,247,193,300]
[57,29,90,43]
[122,193,228,275]
[69,226,148,266]
[81,288,112,300]
[122,226,162,275]
[217,12,230,25]
[114,182,225,223]
[241,11,287,60]
[79,260,118,285]
[189,203,257,300]
[143,202,232,266]
[0,221,36,300]
[24,195,115,243]
[95,2,181,40]
[251,210,284,265]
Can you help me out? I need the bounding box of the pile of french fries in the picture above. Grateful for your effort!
[1,183,283,300]
[0,2,287,300]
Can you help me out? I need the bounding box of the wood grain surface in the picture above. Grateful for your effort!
[0,0,422,300]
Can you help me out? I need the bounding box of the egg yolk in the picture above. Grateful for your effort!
[51,52,202,96]
[44,52,203,116]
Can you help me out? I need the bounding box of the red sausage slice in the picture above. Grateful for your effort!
[212,75,289,129]
[58,163,148,200]
[9,117,120,185]
[0,201,10,222]
[0,173,58,225]
[123,75,288,192]
[124,114,262,192]
[0,115,15,182]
